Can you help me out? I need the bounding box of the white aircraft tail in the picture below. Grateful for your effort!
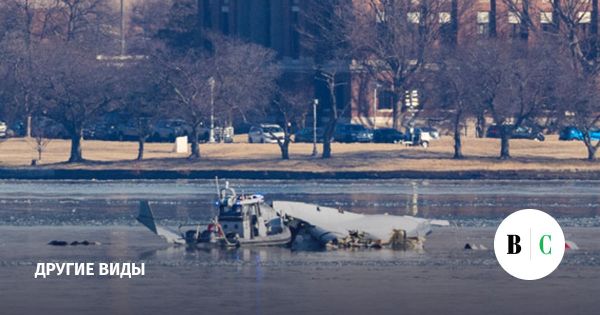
[137,201,185,245]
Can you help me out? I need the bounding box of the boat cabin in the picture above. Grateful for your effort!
[218,193,270,240]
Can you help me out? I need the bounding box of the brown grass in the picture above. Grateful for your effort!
[0,135,598,172]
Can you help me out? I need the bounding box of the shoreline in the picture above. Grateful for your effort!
[0,167,597,180]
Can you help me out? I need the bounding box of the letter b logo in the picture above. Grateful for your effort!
[507,234,521,254]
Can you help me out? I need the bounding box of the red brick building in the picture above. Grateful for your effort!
[196,0,596,128]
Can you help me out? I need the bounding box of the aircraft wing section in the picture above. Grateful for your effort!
[273,201,434,243]
[273,201,362,236]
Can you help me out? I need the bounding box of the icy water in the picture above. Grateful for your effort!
[0,179,599,315]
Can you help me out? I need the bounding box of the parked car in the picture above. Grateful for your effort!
[150,119,195,142]
[0,121,7,138]
[116,120,157,141]
[559,126,600,141]
[403,127,437,148]
[83,122,117,140]
[373,128,404,143]
[294,127,332,143]
[214,126,235,143]
[31,117,69,139]
[248,124,285,143]
[486,125,545,141]
[84,113,129,140]
[416,127,440,140]
[334,124,373,143]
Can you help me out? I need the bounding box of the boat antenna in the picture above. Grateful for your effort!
[215,176,221,199]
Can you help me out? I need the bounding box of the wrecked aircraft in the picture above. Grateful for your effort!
[274,201,449,250]
[136,182,449,251]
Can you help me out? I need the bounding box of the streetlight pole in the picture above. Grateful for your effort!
[312,99,319,157]
[208,77,216,143]
[373,84,379,128]
[120,0,126,56]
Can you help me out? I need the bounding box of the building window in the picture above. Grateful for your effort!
[407,12,420,24]
[377,90,394,110]
[578,11,591,33]
[541,12,553,32]
[220,0,230,35]
[477,12,489,36]
[508,11,520,38]
[291,0,300,12]
[439,12,451,24]
[439,12,453,43]
[291,0,300,59]
[578,11,591,24]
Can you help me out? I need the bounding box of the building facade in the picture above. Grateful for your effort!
[196,0,596,128]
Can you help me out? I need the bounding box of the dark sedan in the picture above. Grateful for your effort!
[294,127,330,143]
[486,125,545,141]
[373,128,404,143]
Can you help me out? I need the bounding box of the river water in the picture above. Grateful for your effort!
[0,179,599,315]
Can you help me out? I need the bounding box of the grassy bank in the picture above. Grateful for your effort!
[0,135,598,175]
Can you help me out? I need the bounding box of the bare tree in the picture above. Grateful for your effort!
[556,68,600,161]
[0,0,45,137]
[210,35,279,128]
[269,74,314,160]
[161,34,278,159]
[38,44,116,163]
[502,0,600,160]
[301,0,354,159]
[161,50,211,159]
[466,41,558,159]
[117,59,167,160]
[317,68,350,159]
[128,0,172,53]
[28,125,52,163]
[428,49,479,159]
[43,0,118,48]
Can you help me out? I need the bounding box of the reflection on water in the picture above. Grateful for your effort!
[0,179,599,226]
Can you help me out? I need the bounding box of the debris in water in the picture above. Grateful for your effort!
[464,243,488,250]
[565,240,579,250]
[48,240,101,246]
[48,240,68,246]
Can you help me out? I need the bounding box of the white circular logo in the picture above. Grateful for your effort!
[494,209,565,280]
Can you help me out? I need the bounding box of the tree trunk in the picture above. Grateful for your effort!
[392,92,400,130]
[190,128,200,159]
[453,111,463,159]
[583,137,598,161]
[280,140,290,160]
[587,145,597,161]
[322,139,332,159]
[321,119,336,159]
[68,130,83,163]
[137,137,145,160]
[476,114,486,138]
[500,131,511,160]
